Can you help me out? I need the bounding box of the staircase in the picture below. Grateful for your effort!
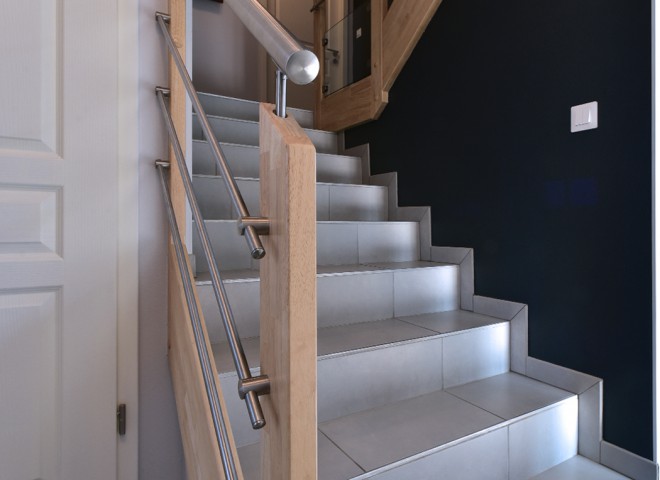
[190,93,629,480]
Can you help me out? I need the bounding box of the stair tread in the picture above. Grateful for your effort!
[192,140,363,184]
[212,311,507,375]
[237,373,574,478]
[530,455,630,479]
[193,172,381,189]
[197,92,313,127]
[195,261,454,285]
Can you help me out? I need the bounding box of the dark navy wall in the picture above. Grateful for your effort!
[346,0,653,459]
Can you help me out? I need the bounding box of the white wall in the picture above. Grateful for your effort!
[138,0,186,478]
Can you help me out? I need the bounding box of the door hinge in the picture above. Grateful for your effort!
[117,404,127,436]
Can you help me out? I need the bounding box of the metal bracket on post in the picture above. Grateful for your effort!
[238,375,271,400]
[237,216,270,236]
[275,69,288,118]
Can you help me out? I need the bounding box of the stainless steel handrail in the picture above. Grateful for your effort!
[155,87,270,430]
[225,0,319,86]
[155,161,240,480]
[156,12,267,260]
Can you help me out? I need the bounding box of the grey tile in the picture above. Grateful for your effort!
[192,175,233,219]
[430,247,474,310]
[316,223,358,266]
[316,153,362,185]
[368,260,446,271]
[212,336,260,374]
[194,220,252,272]
[319,432,366,480]
[530,455,631,480]
[447,372,573,419]
[431,246,471,264]
[601,441,659,480]
[508,398,579,479]
[317,318,436,356]
[358,222,420,264]
[199,279,260,340]
[317,183,330,221]
[473,295,525,320]
[236,433,365,480]
[526,356,601,394]
[443,324,510,388]
[317,271,394,327]
[578,382,602,462]
[237,442,261,480]
[318,337,444,422]
[399,310,505,335]
[418,208,432,261]
[318,264,387,275]
[510,306,528,374]
[368,427,509,480]
[319,390,502,472]
[393,265,460,317]
[328,184,388,221]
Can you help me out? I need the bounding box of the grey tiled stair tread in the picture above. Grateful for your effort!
[192,172,384,189]
[195,260,455,285]
[530,455,631,479]
[236,374,575,478]
[212,311,507,374]
[192,140,363,184]
[197,92,313,127]
[194,111,329,136]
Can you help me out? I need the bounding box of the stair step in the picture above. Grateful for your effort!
[235,373,577,479]
[193,140,363,184]
[530,456,630,479]
[197,261,460,341]
[193,175,388,221]
[197,92,314,128]
[213,310,507,374]
[193,114,338,154]
[193,221,420,273]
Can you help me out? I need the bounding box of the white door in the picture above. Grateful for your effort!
[0,1,120,478]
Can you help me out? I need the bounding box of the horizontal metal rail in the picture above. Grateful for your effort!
[155,161,239,480]
[225,0,319,85]
[156,87,270,430]
[156,12,267,260]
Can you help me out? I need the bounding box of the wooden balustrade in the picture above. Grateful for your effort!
[259,103,318,480]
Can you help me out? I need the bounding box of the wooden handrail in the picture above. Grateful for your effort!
[259,103,318,480]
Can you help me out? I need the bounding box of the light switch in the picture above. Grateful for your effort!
[571,101,598,133]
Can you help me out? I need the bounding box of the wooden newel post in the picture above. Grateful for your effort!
[259,103,318,480]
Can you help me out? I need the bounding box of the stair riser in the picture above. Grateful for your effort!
[361,399,578,480]
[318,322,510,422]
[199,265,460,342]
[197,93,314,128]
[193,221,420,272]
[193,141,363,184]
[193,115,338,154]
[193,176,388,221]
[219,323,511,450]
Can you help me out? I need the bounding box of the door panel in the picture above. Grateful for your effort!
[0,0,119,478]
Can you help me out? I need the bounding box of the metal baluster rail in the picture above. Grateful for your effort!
[156,12,269,259]
[155,162,240,480]
[155,86,270,430]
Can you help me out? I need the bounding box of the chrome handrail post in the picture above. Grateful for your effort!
[155,87,268,430]
[275,69,288,118]
[156,162,239,480]
[155,12,267,260]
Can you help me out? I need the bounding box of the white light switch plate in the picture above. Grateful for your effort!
[571,101,598,133]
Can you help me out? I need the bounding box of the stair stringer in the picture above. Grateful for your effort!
[342,141,608,472]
